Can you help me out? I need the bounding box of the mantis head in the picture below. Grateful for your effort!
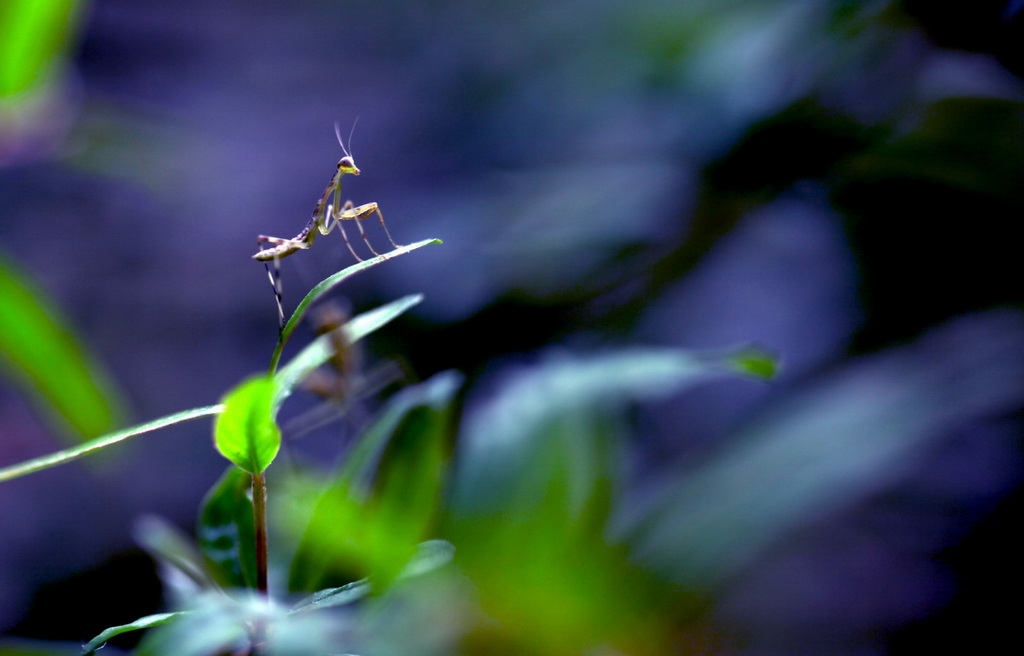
[335,120,360,175]
[337,156,360,176]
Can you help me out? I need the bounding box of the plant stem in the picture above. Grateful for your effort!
[252,472,269,594]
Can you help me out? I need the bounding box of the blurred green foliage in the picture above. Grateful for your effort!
[288,371,460,592]
[0,0,85,161]
[0,0,82,98]
[0,251,123,442]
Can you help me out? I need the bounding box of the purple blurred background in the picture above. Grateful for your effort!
[2,0,1022,653]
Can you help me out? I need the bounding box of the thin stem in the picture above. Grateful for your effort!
[252,472,269,594]
[250,472,269,654]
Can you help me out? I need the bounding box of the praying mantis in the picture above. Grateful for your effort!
[253,124,400,327]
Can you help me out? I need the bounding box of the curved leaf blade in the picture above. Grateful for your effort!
[0,404,223,483]
[268,239,442,373]
[450,348,769,519]
[289,579,370,614]
[82,612,185,655]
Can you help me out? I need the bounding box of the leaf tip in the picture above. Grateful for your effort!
[727,345,781,381]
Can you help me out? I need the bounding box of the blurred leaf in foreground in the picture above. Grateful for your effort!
[0,0,87,163]
[0,251,124,442]
[0,0,82,98]
[288,371,462,592]
[627,310,1024,588]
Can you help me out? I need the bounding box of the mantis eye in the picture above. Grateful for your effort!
[339,156,355,169]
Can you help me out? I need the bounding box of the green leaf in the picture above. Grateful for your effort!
[82,612,185,655]
[130,595,252,656]
[0,252,124,443]
[272,293,424,413]
[450,348,756,521]
[214,376,280,474]
[268,239,442,374]
[197,466,257,589]
[288,371,462,592]
[0,404,223,483]
[288,540,454,615]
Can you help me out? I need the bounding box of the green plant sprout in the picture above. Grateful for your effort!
[2,187,813,656]
[0,241,443,656]
[254,124,401,327]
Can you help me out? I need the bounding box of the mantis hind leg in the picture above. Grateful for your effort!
[370,205,400,250]
[350,210,381,257]
[325,202,365,262]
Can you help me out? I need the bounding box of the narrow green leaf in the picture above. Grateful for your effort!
[269,239,442,374]
[197,466,257,589]
[272,293,424,413]
[130,596,250,656]
[0,404,223,483]
[450,348,755,519]
[214,376,280,474]
[0,252,124,443]
[289,579,371,614]
[288,540,455,616]
[82,612,185,655]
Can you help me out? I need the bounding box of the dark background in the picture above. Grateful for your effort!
[1,1,1022,653]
